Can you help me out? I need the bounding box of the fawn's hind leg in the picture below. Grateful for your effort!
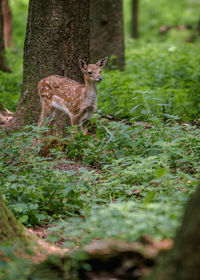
[38,101,52,127]
[48,109,62,126]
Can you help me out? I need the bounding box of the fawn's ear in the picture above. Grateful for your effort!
[79,59,87,73]
[96,57,108,68]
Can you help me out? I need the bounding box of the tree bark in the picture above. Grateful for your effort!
[149,187,200,280]
[2,0,13,48]
[0,0,11,72]
[90,0,125,70]
[14,0,90,126]
[131,0,139,38]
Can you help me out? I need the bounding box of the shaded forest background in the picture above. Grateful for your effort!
[1,0,200,120]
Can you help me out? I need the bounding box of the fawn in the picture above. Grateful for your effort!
[38,57,108,132]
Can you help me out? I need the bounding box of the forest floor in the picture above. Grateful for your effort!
[0,109,179,279]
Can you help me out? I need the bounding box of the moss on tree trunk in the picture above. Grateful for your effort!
[90,0,125,70]
[0,192,27,242]
[14,0,90,126]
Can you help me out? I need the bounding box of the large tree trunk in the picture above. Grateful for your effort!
[2,0,13,48]
[13,0,90,126]
[0,0,10,72]
[149,187,200,280]
[131,0,139,38]
[90,0,125,70]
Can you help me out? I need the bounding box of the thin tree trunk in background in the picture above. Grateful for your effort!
[2,0,13,48]
[197,19,200,36]
[90,0,125,70]
[149,187,200,280]
[0,0,11,72]
[13,0,89,126]
[131,0,139,38]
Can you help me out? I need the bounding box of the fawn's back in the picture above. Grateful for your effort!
[38,75,86,115]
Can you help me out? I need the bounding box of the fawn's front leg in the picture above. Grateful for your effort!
[70,114,87,134]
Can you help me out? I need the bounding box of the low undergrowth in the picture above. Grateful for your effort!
[98,41,200,123]
[0,117,199,245]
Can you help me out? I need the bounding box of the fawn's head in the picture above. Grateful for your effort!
[79,57,108,83]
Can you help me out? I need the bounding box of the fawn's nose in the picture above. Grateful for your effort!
[97,77,102,82]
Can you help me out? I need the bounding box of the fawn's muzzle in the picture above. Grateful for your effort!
[97,77,102,82]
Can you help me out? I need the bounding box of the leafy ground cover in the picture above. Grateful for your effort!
[0,118,199,246]
[98,41,200,122]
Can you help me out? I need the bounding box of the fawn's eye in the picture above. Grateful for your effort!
[88,71,92,75]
